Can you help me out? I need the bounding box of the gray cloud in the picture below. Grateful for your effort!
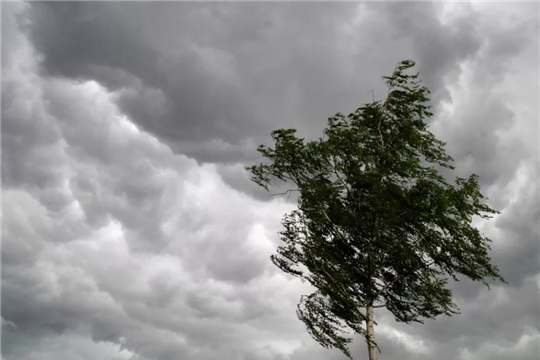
[2,2,539,360]
[26,2,488,165]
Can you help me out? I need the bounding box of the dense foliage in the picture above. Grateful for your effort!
[246,60,505,359]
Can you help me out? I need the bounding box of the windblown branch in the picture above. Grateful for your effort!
[378,83,392,150]
[374,260,436,300]
[322,209,348,242]
[328,153,353,200]
[320,267,367,321]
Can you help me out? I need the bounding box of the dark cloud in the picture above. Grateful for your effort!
[380,2,482,106]
[26,2,487,166]
[492,179,540,286]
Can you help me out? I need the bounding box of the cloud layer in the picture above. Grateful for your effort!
[2,2,539,360]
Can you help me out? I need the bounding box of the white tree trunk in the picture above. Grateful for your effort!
[366,306,378,360]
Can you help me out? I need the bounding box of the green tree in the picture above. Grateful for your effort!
[246,60,505,360]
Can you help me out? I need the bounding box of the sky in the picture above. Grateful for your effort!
[1,2,539,360]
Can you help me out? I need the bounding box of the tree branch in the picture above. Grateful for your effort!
[322,209,348,242]
[321,208,364,260]
[378,84,392,150]
[373,260,436,299]
[270,189,300,200]
[328,153,353,200]
[320,267,368,322]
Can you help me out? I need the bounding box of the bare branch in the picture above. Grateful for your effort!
[270,189,300,200]
[367,89,375,103]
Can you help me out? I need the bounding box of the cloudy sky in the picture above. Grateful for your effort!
[1,2,539,360]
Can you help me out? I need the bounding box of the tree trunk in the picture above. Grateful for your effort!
[366,305,377,360]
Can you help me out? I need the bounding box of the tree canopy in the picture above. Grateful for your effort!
[246,60,505,360]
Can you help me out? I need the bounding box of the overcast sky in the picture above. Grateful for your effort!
[1,2,539,360]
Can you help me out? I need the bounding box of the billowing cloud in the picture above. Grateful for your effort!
[2,2,538,360]
[25,2,489,163]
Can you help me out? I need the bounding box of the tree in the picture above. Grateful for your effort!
[246,60,505,360]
